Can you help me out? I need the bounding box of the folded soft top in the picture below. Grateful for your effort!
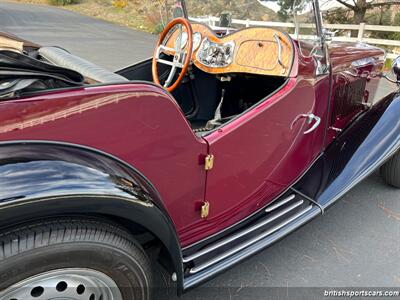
[0,49,85,99]
[38,47,128,84]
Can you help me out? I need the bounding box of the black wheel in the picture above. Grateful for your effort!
[0,217,153,300]
[381,150,400,188]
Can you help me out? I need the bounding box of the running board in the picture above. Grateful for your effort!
[182,193,321,290]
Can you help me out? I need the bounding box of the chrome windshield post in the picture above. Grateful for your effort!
[313,0,324,43]
[312,0,330,76]
[179,0,188,19]
[313,0,334,44]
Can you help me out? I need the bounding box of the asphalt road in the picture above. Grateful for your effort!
[1,2,399,299]
[0,1,156,70]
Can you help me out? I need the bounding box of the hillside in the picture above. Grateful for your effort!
[5,0,276,33]
[186,0,278,21]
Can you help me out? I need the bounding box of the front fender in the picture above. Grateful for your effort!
[296,91,400,207]
[0,141,184,291]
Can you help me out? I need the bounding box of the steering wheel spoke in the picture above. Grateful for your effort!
[156,53,185,69]
[152,18,193,93]
[158,45,176,55]
[164,66,177,88]
[157,58,175,67]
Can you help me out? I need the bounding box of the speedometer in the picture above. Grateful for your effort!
[175,32,202,52]
[175,31,188,50]
[193,32,202,51]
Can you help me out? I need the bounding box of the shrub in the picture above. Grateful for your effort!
[153,23,165,34]
[112,0,128,9]
[384,58,393,71]
[48,0,81,6]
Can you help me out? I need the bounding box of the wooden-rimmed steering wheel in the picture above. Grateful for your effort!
[152,18,193,93]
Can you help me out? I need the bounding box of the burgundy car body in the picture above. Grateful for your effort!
[0,1,399,295]
[0,41,385,244]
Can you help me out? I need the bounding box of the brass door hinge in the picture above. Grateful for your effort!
[204,154,214,171]
[201,201,210,218]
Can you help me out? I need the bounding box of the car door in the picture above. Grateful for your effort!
[193,72,331,242]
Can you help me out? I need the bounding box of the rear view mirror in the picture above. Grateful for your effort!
[219,12,232,27]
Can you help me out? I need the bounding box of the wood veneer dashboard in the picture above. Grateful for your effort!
[164,23,294,77]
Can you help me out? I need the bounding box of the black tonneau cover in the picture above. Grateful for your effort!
[0,50,84,99]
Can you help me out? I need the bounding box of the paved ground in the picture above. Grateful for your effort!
[0,1,156,70]
[1,2,399,299]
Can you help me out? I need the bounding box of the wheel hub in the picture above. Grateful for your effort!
[0,268,123,300]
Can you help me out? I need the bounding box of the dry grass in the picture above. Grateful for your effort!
[7,0,47,3]
[63,0,162,33]
[5,0,162,33]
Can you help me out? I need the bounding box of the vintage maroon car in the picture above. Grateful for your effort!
[0,0,399,299]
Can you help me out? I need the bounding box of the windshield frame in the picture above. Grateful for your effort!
[178,0,324,38]
[175,0,328,72]
[181,0,188,19]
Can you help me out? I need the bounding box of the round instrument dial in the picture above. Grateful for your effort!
[175,32,202,52]
[175,31,188,50]
[192,32,202,51]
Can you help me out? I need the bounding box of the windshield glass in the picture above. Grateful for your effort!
[186,0,296,31]
[160,1,299,30]
[160,0,320,56]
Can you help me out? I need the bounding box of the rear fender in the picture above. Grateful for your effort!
[0,141,184,292]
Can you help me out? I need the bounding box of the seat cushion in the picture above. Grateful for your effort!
[38,46,128,84]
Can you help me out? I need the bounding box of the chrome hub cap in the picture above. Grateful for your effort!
[0,268,123,300]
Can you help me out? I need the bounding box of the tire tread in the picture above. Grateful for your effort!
[0,217,150,269]
[0,217,153,298]
[381,151,400,188]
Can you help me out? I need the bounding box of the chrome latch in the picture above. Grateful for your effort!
[291,113,321,135]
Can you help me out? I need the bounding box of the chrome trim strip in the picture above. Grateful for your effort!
[274,34,285,70]
[184,206,321,289]
[189,205,313,274]
[183,199,303,263]
[265,194,296,212]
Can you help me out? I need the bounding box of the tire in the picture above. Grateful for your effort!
[381,150,400,188]
[0,217,153,300]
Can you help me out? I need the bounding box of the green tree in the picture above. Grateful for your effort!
[261,0,306,21]
[336,0,400,27]
[276,0,295,21]
[274,0,400,36]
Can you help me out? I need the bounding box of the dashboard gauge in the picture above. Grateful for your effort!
[197,38,235,68]
[175,32,202,52]
[193,32,202,51]
[175,31,188,50]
